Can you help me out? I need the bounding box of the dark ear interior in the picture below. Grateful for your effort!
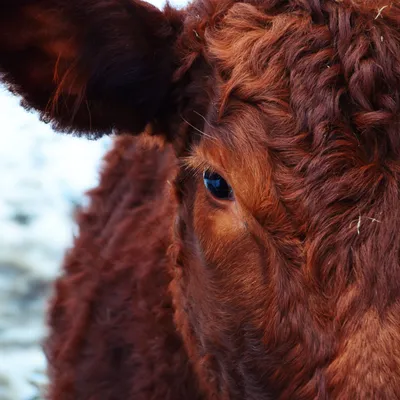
[0,0,183,137]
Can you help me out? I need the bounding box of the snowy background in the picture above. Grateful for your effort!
[0,1,187,399]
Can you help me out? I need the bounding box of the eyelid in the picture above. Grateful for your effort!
[182,153,229,179]
[202,165,217,176]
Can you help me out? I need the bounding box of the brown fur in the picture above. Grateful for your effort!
[1,0,400,398]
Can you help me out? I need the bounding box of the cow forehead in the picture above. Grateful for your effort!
[183,0,400,301]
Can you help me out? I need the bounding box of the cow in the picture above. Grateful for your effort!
[1,0,400,398]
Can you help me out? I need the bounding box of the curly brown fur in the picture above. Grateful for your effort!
[45,136,203,399]
[2,0,400,399]
[172,1,400,398]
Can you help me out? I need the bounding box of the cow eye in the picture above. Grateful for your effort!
[203,170,234,200]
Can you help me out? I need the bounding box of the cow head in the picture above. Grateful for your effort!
[1,0,400,398]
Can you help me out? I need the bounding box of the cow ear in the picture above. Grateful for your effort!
[0,0,183,138]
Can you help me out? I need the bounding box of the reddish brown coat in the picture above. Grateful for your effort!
[1,0,400,398]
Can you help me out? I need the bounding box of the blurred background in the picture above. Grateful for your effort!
[0,0,187,398]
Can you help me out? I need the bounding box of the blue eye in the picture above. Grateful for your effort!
[203,170,234,201]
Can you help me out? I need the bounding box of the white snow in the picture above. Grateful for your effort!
[0,1,190,398]
[0,86,111,400]
[151,0,189,8]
